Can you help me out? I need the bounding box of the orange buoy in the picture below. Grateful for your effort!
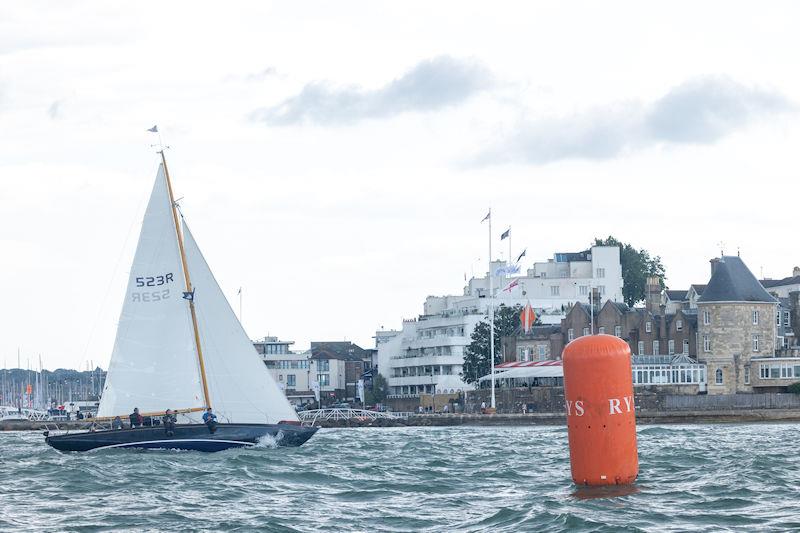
[563,334,638,486]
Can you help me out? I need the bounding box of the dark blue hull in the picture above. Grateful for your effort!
[45,423,318,452]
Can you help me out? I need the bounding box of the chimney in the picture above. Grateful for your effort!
[794,266,800,278]
[710,257,721,276]
[645,276,662,315]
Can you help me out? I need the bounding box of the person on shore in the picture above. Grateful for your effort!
[480,401,486,414]
[202,407,218,433]
[162,409,176,436]
[129,407,143,429]
[112,416,123,430]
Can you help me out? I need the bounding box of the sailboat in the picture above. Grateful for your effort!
[46,152,318,452]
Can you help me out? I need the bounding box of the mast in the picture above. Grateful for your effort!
[160,151,213,410]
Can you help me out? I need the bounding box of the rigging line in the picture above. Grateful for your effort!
[78,174,151,370]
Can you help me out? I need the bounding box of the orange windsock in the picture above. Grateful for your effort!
[520,302,536,334]
[563,334,638,486]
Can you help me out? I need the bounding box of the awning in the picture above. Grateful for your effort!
[479,360,563,382]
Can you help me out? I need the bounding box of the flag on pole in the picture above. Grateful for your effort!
[500,228,510,240]
[520,301,537,334]
[481,210,491,223]
[147,125,158,132]
[503,279,519,292]
[182,290,195,301]
[238,287,242,295]
[516,248,527,263]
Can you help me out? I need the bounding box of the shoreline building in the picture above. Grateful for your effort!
[378,245,623,406]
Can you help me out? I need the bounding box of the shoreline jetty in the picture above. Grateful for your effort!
[6,408,800,431]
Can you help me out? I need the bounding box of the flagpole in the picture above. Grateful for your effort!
[488,209,496,411]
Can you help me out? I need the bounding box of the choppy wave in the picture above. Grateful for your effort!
[1,424,799,531]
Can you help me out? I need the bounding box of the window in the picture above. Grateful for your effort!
[551,286,560,296]
[287,374,296,387]
[752,334,759,352]
[637,341,645,355]
[614,325,622,337]
[598,326,605,334]
[785,312,791,327]
[645,321,652,333]
[598,285,606,296]
[317,374,330,387]
[653,340,660,355]
[596,268,606,278]
[537,345,547,359]
[579,285,588,296]
[777,312,782,326]
[278,374,284,382]
[567,328,574,342]
[703,335,711,352]
[683,339,689,354]
[676,320,683,331]
[752,310,759,325]
[582,327,590,336]
[703,310,711,325]
[668,340,675,355]
[317,360,330,371]
[715,368,723,385]
[744,366,750,385]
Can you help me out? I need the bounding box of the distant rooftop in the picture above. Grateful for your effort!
[698,256,777,304]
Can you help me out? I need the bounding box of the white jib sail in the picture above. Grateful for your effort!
[182,221,299,424]
[98,165,205,418]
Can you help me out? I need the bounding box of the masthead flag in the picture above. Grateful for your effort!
[516,248,527,263]
[500,228,510,240]
[147,125,158,133]
[481,210,491,223]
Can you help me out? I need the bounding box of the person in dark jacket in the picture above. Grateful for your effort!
[202,407,217,433]
[129,407,143,429]
[162,409,176,436]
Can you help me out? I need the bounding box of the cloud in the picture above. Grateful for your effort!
[474,77,793,166]
[251,56,491,126]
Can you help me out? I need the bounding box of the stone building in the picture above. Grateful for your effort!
[697,256,780,394]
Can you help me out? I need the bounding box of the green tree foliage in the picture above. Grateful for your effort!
[367,373,389,404]
[593,236,666,307]
[461,304,536,384]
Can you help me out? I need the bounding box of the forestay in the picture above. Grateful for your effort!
[182,221,298,424]
[98,165,205,418]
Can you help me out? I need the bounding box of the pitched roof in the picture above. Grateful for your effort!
[698,256,777,304]
[760,276,800,288]
[665,290,688,301]
[310,341,368,361]
[689,284,707,295]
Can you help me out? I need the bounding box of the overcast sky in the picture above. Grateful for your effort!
[2,2,799,370]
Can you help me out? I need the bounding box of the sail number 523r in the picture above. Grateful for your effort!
[135,273,174,287]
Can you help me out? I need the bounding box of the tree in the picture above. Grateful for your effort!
[461,304,534,384]
[593,236,666,307]
[366,373,389,405]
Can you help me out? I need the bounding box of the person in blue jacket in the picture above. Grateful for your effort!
[202,407,218,433]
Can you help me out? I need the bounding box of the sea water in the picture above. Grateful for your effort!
[1,424,799,532]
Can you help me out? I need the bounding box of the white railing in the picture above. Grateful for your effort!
[298,409,413,423]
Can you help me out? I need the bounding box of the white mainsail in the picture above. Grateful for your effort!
[182,221,299,424]
[98,165,205,418]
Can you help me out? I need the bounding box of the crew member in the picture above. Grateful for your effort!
[129,407,143,429]
[202,407,218,433]
[162,409,176,436]
[112,416,123,430]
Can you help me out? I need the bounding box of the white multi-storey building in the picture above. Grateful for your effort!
[378,246,623,399]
